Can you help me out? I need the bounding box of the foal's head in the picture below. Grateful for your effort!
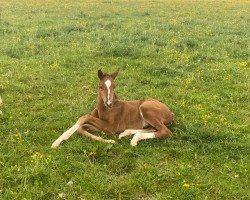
[97,69,119,109]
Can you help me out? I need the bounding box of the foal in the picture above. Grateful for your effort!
[51,69,174,147]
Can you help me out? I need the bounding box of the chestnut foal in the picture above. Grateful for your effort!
[51,69,174,148]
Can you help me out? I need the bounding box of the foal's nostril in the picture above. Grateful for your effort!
[105,101,112,108]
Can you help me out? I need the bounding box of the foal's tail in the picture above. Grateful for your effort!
[51,123,80,148]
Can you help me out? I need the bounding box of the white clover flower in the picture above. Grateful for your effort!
[59,193,66,198]
[67,180,73,186]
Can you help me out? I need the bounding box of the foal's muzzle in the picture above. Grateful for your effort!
[105,101,113,109]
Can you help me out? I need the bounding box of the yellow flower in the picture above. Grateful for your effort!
[50,63,59,69]
[239,61,248,68]
[183,183,190,188]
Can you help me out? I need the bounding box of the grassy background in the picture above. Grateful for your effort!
[0,0,249,199]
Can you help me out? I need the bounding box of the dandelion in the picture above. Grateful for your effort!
[32,152,48,161]
[50,62,59,69]
[14,133,24,143]
[183,183,190,188]
[238,61,249,68]
[46,155,52,161]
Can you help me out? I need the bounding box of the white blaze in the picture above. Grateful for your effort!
[105,79,111,104]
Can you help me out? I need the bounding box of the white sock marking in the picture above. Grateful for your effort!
[130,132,155,146]
[119,129,155,139]
[51,123,80,148]
[105,79,111,105]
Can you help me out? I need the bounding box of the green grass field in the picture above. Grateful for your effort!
[0,0,249,199]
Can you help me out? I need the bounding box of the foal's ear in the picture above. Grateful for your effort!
[98,69,104,79]
[111,68,119,79]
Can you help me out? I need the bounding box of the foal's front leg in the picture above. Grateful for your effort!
[51,123,80,148]
[51,114,114,148]
[51,115,92,148]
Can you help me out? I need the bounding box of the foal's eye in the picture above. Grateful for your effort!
[99,86,103,90]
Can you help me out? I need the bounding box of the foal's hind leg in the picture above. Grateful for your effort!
[130,102,172,146]
[119,129,155,139]
[130,131,156,146]
[130,120,172,146]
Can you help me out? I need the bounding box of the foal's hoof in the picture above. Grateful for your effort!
[118,133,125,139]
[51,141,59,148]
[51,143,58,148]
[118,130,130,139]
[130,139,138,147]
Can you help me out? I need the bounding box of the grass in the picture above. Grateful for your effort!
[0,0,249,199]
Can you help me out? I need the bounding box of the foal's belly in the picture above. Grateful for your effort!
[114,118,144,134]
[114,107,144,133]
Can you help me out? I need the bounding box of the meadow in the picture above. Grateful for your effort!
[0,0,249,199]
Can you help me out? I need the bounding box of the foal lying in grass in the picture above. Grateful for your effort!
[52,69,174,147]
